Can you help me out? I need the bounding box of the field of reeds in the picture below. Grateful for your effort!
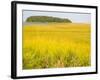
[22,23,91,69]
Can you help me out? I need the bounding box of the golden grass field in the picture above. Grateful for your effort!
[22,23,91,69]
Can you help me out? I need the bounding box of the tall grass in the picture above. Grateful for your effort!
[22,23,91,69]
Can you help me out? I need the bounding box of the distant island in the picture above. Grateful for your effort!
[26,16,72,23]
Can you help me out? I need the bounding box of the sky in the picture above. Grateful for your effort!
[23,10,91,23]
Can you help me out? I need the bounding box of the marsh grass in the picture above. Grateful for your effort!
[22,23,91,69]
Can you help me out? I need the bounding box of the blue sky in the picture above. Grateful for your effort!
[23,10,91,23]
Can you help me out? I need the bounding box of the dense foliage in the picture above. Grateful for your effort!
[26,16,72,23]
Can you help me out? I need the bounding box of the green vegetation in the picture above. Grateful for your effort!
[26,16,72,23]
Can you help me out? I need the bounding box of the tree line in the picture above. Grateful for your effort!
[26,16,72,23]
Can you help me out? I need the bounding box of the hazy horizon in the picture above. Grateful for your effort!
[23,10,91,23]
